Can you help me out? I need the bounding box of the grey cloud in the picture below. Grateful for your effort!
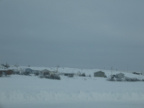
[0,0,144,71]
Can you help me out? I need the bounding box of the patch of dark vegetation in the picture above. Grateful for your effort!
[107,73,143,82]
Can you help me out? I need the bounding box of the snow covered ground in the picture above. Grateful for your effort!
[0,67,144,108]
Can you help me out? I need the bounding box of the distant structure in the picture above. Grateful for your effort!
[0,69,13,77]
[132,72,142,75]
[94,71,107,78]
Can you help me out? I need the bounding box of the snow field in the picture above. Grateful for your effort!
[0,67,144,108]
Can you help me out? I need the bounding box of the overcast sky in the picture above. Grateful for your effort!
[0,0,144,71]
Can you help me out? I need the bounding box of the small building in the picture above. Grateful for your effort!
[33,70,40,76]
[39,69,51,77]
[94,71,107,78]
[108,73,125,81]
[132,72,142,75]
[0,69,13,77]
[63,73,74,77]
[21,68,33,75]
[115,73,125,78]
[25,68,33,73]
[39,69,60,80]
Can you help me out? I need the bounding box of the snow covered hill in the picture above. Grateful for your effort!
[0,67,144,108]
